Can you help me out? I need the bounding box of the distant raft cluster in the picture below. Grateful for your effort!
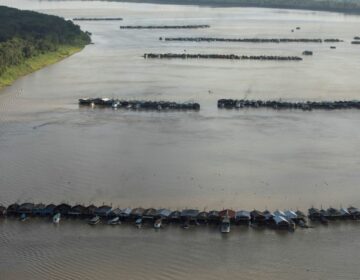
[79,98,200,111]
[144,53,303,61]
[217,99,360,110]
[160,37,343,43]
[352,36,360,44]
[1,203,360,233]
[120,25,210,29]
[73,17,123,21]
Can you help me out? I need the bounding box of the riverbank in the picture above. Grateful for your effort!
[0,45,84,90]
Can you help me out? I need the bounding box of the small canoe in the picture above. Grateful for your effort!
[53,213,61,224]
[135,218,142,228]
[154,218,162,229]
[88,215,100,225]
[107,216,120,225]
[220,216,230,233]
[20,213,27,222]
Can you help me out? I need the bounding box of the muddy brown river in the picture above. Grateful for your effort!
[1,1,360,279]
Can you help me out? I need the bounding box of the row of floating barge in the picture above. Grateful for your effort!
[1,203,359,232]
[78,98,360,111]
[143,53,303,61]
[73,17,123,21]
[218,99,360,110]
[160,37,343,43]
[120,25,210,29]
[79,98,200,110]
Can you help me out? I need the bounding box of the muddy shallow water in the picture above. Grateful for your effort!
[1,1,360,279]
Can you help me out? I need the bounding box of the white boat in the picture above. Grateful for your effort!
[107,216,120,225]
[135,218,142,228]
[154,218,162,229]
[53,213,61,224]
[88,215,100,225]
[220,216,230,233]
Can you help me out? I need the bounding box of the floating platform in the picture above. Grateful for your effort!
[1,203,359,232]
[144,53,302,61]
[160,37,342,43]
[79,98,200,111]
[73,17,123,21]
[218,99,360,110]
[120,25,209,29]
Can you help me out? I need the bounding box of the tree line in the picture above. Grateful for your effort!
[0,6,91,75]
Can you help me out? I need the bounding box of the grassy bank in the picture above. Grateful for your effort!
[0,45,84,90]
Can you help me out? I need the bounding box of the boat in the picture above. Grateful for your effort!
[154,218,162,229]
[107,216,120,225]
[220,216,230,233]
[348,206,360,220]
[339,208,351,219]
[183,218,190,229]
[52,213,61,224]
[273,215,292,230]
[325,207,342,220]
[20,213,27,221]
[308,207,321,221]
[88,215,100,225]
[135,218,142,228]
[235,210,251,225]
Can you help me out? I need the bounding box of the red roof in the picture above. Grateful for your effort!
[219,209,235,218]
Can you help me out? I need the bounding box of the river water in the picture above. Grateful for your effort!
[1,1,360,279]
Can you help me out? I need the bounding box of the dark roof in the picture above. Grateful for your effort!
[197,211,208,218]
[45,204,56,210]
[19,203,35,210]
[181,209,199,218]
[7,203,19,211]
[131,207,145,216]
[71,204,86,212]
[143,208,157,216]
[33,203,46,209]
[169,211,181,218]
[95,205,112,213]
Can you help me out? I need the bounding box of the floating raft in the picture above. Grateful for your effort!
[120,25,209,29]
[144,53,302,61]
[1,203,360,232]
[73,17,123,21]
[79,98,200,111]
[160,37,342,43]
[218,99,360,110]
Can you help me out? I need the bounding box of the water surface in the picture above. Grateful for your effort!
[1,1,360,279]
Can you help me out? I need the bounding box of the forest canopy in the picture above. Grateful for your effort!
[0,6,91,75]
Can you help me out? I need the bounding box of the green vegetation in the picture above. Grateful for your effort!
[122,0,360,14]
[0,5,91,89]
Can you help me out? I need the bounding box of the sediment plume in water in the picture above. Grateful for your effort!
[160,37,343,43]
[78,98,200,110]
[144,53,302,61]
[218,99,360,110]
[120,25,209,29]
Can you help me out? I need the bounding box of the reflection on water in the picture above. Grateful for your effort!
[1,1,360,279]
[1,218,360,280]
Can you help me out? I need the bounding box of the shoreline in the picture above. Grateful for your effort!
[0,45,85,90]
